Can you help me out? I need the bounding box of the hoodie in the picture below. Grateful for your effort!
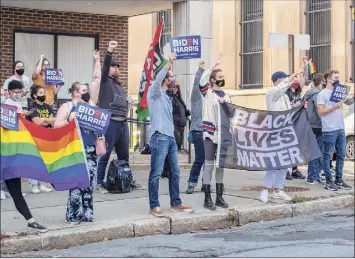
[304,87,322,133]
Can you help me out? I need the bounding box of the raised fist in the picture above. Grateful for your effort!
[108,41,118,52]
[168,53,176,64]
[199,61,205,69]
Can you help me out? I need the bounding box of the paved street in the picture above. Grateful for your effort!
[13,209,354,258]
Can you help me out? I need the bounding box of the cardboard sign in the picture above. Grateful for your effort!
[329,84,349,103]
[44,68,64,86]
[75,103,111,134]
[170,35,201,60]
[1,104,18,130]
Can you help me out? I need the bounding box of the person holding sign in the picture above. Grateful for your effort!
[147,53,193,217]
[96,41,144,193]
[32,55,62,108]
[260,67,304,203]
[198,53,232,210]
[26,84,55,194]
[54,50,102,224]
[317,70,352,191]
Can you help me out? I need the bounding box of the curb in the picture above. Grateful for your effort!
[1,194,353,254]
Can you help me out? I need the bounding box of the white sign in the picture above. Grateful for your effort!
[294,34,310,50]
[268,33,310,50]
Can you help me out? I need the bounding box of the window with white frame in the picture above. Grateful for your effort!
[306,0,331,75]
[240,0,263,89]
[14,32,96,100]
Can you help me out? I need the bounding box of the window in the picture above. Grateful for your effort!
[157,10,172,49]
[240,0,263,89]
[14,31,97,100]
[306,0,331,75]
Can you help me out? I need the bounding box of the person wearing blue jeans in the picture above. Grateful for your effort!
[147,53,193,217]
[186,62,206,194]
[317,69,352,191]
[304,73,326,184]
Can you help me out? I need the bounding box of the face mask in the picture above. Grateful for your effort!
[215,79,225,87]
[332,80,339,86]
[37,95,46,103]
[1,96,6,103]
[291,82,299,89]
[11,92,21,102]
[81,92,91,102]
[166,89,173,98]
[16,68,25,76]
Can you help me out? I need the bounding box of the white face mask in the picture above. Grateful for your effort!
[11,92,22,102]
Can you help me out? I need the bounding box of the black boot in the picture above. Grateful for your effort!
[215,183,228,208]
[286,171,293,180]
[203,184,216,210]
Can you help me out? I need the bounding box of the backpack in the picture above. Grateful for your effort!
[104,159,133,193]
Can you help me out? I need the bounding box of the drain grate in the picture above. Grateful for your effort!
[241,186,310,192]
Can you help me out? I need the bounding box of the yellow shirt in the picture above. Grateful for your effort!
[32,75,55,105]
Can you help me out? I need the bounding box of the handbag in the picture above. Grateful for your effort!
[95,134,107,156]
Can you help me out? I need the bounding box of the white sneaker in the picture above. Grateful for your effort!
[272,190,292,201]
[32,186,40,194]
[260,190,268,203]
[1,190,6,200]
[40,185,53,193]
[22,193,26,197]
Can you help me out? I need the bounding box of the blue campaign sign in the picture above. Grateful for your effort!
[75,103,112,134]
[170,35,201,60]
[44,68,64,85]
[329,83,349,103]
[1,104,18,130]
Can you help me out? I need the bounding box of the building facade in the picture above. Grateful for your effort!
[128,0,354,110]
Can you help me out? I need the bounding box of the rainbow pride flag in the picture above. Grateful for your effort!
[0,115,90,191]
[307,58,316,75]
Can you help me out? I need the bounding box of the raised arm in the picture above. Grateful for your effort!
[90,50,101,105]
[268,67,304,101]
[199,53,223,96]
[33,54,44,79]
[191,61,205,101]
[148,53,174,99]
[101,41,118,83]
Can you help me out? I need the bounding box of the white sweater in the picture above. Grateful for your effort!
[266,78,292,111]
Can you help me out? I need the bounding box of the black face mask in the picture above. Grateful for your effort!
[332,80,340,86]
[81,92,91,102]
[166,89,173,98]
[215,79,225,87]
[37,95,46,102]
[16,68,25,76]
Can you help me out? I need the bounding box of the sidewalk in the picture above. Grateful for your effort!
[1,160,354,254]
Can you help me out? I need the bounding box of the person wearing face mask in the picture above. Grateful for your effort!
[26,84,56,194]
[96,41,144,194]
[32,55,62,108]
[303,73,327,184]
[260,68,304,203]
[147,53,193,217]
[3,60,30,110]
[317,70,352,191]
[198,53,232,210]
[54,50,102,224]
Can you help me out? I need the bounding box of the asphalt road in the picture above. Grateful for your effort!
[11,209,355,258]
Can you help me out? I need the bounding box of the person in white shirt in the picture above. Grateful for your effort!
[3,60,30,110]
[260,68,304,203]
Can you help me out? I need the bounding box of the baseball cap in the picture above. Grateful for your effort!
[111,60,120,67]
[271,71,289,83]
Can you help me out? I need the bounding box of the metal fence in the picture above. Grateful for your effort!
[305,0,332,76]
[240,0,263,89]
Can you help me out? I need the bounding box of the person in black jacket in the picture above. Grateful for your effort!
[96,41,144,193]
[172,81,190,151]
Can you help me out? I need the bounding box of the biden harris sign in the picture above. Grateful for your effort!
[75,103,111,135]
[170,35,201,60]
[44,68,64,86]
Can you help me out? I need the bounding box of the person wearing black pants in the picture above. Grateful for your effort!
[5,178,47,231]
[95,41,144,193]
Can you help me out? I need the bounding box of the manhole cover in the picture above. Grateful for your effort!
[241,186,310,192]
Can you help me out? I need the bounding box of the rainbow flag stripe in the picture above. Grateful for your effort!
[307,59,316,75]
[0,116,90,191]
